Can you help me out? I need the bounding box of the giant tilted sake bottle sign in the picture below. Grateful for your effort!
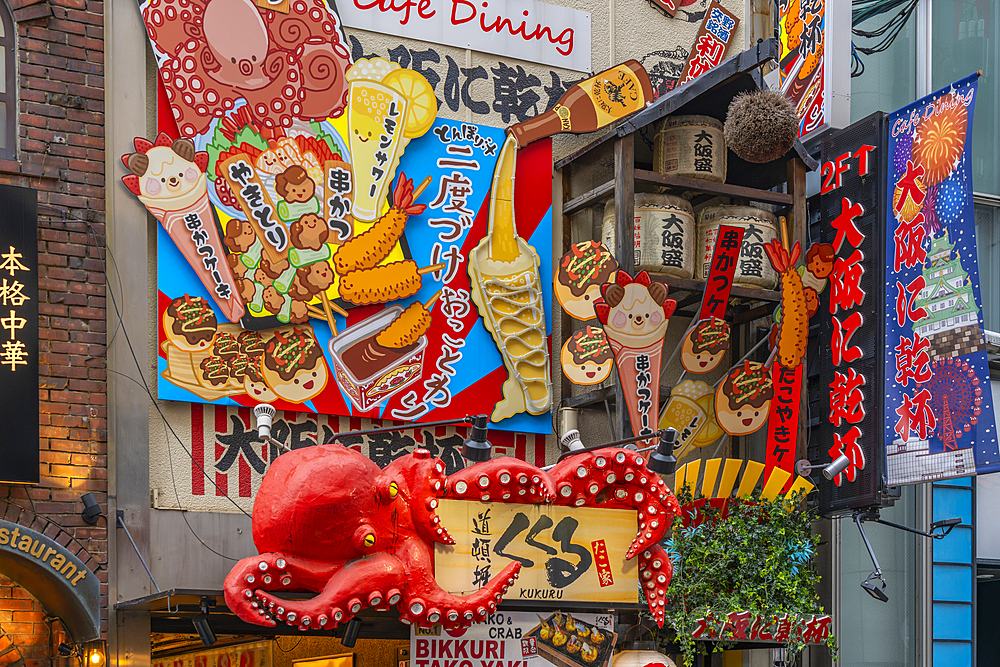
[509,61,654,147]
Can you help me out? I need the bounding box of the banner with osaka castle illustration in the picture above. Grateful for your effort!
[884,72,998,485]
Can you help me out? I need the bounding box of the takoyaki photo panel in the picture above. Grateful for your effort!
[147,108,554,433]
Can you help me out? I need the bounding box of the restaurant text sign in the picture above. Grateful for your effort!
[336,0,592,72]
[0,185,38,484]
[434,500,638,603]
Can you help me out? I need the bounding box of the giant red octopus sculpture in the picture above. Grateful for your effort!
[224,445,680,631]
[141,0,352,137]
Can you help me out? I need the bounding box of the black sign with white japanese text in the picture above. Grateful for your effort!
[814,114,885,514]
[0,185,38,484]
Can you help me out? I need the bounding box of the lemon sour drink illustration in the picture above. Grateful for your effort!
[346,58,436,222]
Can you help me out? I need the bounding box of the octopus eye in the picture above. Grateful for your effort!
[252,55,257,62]
[231,57,236,64]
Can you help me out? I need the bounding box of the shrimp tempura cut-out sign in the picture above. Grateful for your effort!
[595,270,677,442]
[762,239,807,485]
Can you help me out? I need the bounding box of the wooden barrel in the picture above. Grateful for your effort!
[601,193,696,279]
[654,115,727,183]
[696,205,779,289]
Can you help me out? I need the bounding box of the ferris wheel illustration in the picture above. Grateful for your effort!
[920,356,984,450]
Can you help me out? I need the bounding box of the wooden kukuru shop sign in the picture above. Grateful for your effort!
[433,500,639,604]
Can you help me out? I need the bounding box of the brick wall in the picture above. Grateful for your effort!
[0,0,108,659]
[0,574,78,667]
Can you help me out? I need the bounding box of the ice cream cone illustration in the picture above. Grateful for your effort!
[122,133,244,322]
[469,134,552,421]
[594,270,677,443]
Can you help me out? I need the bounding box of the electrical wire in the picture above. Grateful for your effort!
[86,221,251,561]
[86,222,253,519]
[850,0,919,79]
[273,637,303,653]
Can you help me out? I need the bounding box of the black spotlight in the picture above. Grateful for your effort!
[57,643,74,657]
[342,617,362,648]
[862,572,889,603]
[80,493,101,525]
[647,428,679,475]
[193,597,217,646]
[461,415,492,462]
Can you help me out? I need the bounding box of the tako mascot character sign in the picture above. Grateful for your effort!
[223,445,680,629]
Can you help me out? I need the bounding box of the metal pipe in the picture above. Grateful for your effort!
[117,512,161,593]
[854,511,882,577]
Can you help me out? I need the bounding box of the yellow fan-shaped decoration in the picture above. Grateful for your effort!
[674,458,815,505]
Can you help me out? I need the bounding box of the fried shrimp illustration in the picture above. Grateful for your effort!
[763,239,807,369]
[332,173,427,275]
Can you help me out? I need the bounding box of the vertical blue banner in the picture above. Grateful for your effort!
[884,73,999,485]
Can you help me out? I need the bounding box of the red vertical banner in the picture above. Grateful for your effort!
[592,539,614,587]
[765,363,802,481]
[699,225,745,320]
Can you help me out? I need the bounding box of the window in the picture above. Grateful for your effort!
[975,202,999,331]
[933,0,1000,197]
[838,485,918,666]
[850,5,916,123]
[0,0,12,160]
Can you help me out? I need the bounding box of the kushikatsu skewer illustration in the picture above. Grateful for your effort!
[339,260,446,305]
[468,134,552,420]
[375,290,441,349]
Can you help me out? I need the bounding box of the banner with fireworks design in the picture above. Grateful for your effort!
[884,72,999,485]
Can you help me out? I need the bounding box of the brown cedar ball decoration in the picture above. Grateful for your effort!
[724,89,799,164]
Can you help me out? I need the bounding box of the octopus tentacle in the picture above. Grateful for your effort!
[445,457,556,504]
[384,449,456,546]
[549,448,679,558]
[638,544,672,627]
[395,537,521,629]
[257,553,406,631]
[223,552,342,626]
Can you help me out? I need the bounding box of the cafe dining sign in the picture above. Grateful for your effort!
[336,0,592,72]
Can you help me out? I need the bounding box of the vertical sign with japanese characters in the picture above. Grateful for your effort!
[0,185,39,484]
[779,0,826,137]
[884,74,998,485]
[815,114,882,513]
[678,2,740,86]
[698,225,743,320]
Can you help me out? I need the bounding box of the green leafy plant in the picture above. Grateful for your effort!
[652,488,837,665]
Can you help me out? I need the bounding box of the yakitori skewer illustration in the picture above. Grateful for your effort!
[468,135,552,420]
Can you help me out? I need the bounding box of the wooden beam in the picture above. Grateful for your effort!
[613,134,635,439]
[560,166,574,407]
[635,169,795,206]
[563,179,615,216]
